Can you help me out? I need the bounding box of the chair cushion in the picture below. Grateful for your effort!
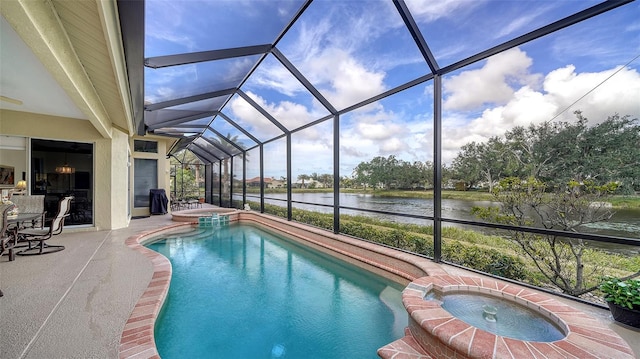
[18,228,49,236]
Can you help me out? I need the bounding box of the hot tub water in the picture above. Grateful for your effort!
[425,291,565,342]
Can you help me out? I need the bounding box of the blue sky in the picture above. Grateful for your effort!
[145,0,640,179]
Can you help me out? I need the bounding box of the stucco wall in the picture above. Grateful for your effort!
[130,135,172,218]
[109,129,131,229]
[0,109,173,229]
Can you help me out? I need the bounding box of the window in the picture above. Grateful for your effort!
[134,140,158,153]
[134,158,157,207]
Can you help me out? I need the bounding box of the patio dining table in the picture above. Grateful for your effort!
[8,212,43,228]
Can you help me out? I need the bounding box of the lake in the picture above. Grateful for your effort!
[256,192,640,246]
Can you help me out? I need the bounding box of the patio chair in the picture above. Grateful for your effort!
[1,203,18,261]
[10,195,45,228]
[16,196,73,256]
[170,194,188,211]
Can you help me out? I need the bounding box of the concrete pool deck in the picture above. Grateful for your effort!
[1,205,638,358]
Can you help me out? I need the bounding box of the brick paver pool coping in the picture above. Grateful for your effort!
[378,275,635,359]
[118,212,634,359]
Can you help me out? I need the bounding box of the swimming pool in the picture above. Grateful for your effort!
[146,223,407,358]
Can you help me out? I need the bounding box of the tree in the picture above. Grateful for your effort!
[353,161,372,189]
[319,173,333,188]
[566,113,639,193]
[340,175,354,188]
[451,142,482,189]
[451,137,511,191]
[451,112,640,193]
[477,138,511,192]
[504,112,640,193]
[503,121,563,180]
[174,167,199,198]
[170,150,204,198]
[353,156,435,190]
[297,174,310,188]
[472,177,618,296]
[414,161,434,189]
[368,155,399,189]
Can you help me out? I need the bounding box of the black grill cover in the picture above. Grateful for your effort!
[149,188,168,214]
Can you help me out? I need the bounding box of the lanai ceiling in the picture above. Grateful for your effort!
[118,0,636,164]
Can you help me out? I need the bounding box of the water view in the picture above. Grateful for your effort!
[259,192,640,239]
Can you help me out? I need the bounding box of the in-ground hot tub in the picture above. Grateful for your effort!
[426,290,566,342]
[171,208,238,222]
[378,275,635,359]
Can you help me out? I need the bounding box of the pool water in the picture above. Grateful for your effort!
[147,223,406,358]
[426,291,565,342]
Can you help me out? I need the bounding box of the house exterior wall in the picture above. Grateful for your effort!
[108,129,130,229]
[0,109,172,230]
[130,135,172,218]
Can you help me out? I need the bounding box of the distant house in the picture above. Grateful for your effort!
[293,179,324,189]
[246,177,285,189]
[246,177,262,187]
[267,178,285,188]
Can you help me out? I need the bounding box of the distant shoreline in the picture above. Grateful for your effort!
[250,188,640,209]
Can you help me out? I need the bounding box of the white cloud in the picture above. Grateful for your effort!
[494,5,556,39]
[303,48,387,110]
[228,95,283,140]
[405,0,483,23]
[242,91,329,134]
[350,109,402,135]
[439,63,640,164]
[380,137,407,153]
[145,0,197,52]
[626,22,640,32]
[291,139,333,172]
[356,122,406,141]
[443,48,541,110]
[225,57,258,84]
[501,87,557,127]
[341,145,367,158]
[543,65,640,122]
[145,65,198,102]
[280,4,402,111]
[338,106,433,165]
[251,61,305,97]
[154,87,176,101]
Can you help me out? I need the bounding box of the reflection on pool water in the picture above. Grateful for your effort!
[147,223,406,358]
[425,291,565,342]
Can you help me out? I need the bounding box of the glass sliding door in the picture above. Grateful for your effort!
[31,139,93,226]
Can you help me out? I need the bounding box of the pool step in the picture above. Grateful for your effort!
[198,214,230,227]
[377,329,433,359]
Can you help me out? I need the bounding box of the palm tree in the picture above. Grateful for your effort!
[319,173,333,188]
[297,174,310,189]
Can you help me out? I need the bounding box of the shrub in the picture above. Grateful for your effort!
[442,242,527,280]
